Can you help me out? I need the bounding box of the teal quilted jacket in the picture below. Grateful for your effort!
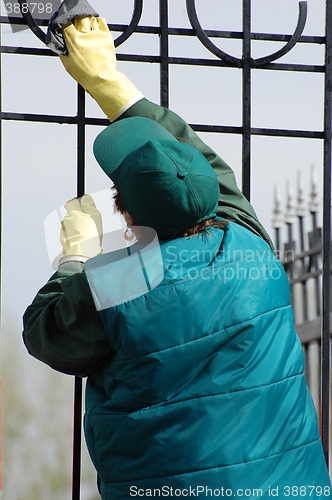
[83,221,331,499]
[23,100,331,499]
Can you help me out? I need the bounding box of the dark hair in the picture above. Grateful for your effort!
[112,185,227,238]
[174,217,227,238]
[113,185,127,216]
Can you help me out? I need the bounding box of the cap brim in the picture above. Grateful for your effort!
[93,117,177,181]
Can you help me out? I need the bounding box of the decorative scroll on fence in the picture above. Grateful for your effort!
[1,1,331,496]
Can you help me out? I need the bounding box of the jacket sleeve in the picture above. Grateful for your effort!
[119,98,274,250]
[22,261,113,377]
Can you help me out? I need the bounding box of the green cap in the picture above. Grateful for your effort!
[93,117,219,239]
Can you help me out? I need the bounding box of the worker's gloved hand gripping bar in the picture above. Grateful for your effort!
[60,17,144,121]
[59,195,103,265]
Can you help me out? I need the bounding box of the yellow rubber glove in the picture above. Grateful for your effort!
[59,195,103,265]
[60,16,143,122]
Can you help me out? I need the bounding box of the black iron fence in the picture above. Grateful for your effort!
[1,0,331,497]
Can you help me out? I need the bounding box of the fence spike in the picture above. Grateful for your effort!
[286,177,297,224]
[297,169,307,217]
[309,164,320,213]
[272,182,284,229]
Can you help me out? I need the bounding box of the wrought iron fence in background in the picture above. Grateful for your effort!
[1,0,331,497]
[273,168,329,417]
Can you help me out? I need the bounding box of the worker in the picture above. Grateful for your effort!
[23,16,331,499]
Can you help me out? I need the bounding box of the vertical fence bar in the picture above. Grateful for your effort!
[72,378,82,500]
[321,0,332,466]
[159,0,169,108]
[242,0,251,200]
[72,83,85,500]
[0,382,2,500]
[77,84,85,199]
[0,22,2,500]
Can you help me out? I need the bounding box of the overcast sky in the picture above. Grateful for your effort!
[0,0,329,496]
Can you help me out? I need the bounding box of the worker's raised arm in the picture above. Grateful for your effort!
[23,261,113,377]
[60,16,273,249]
